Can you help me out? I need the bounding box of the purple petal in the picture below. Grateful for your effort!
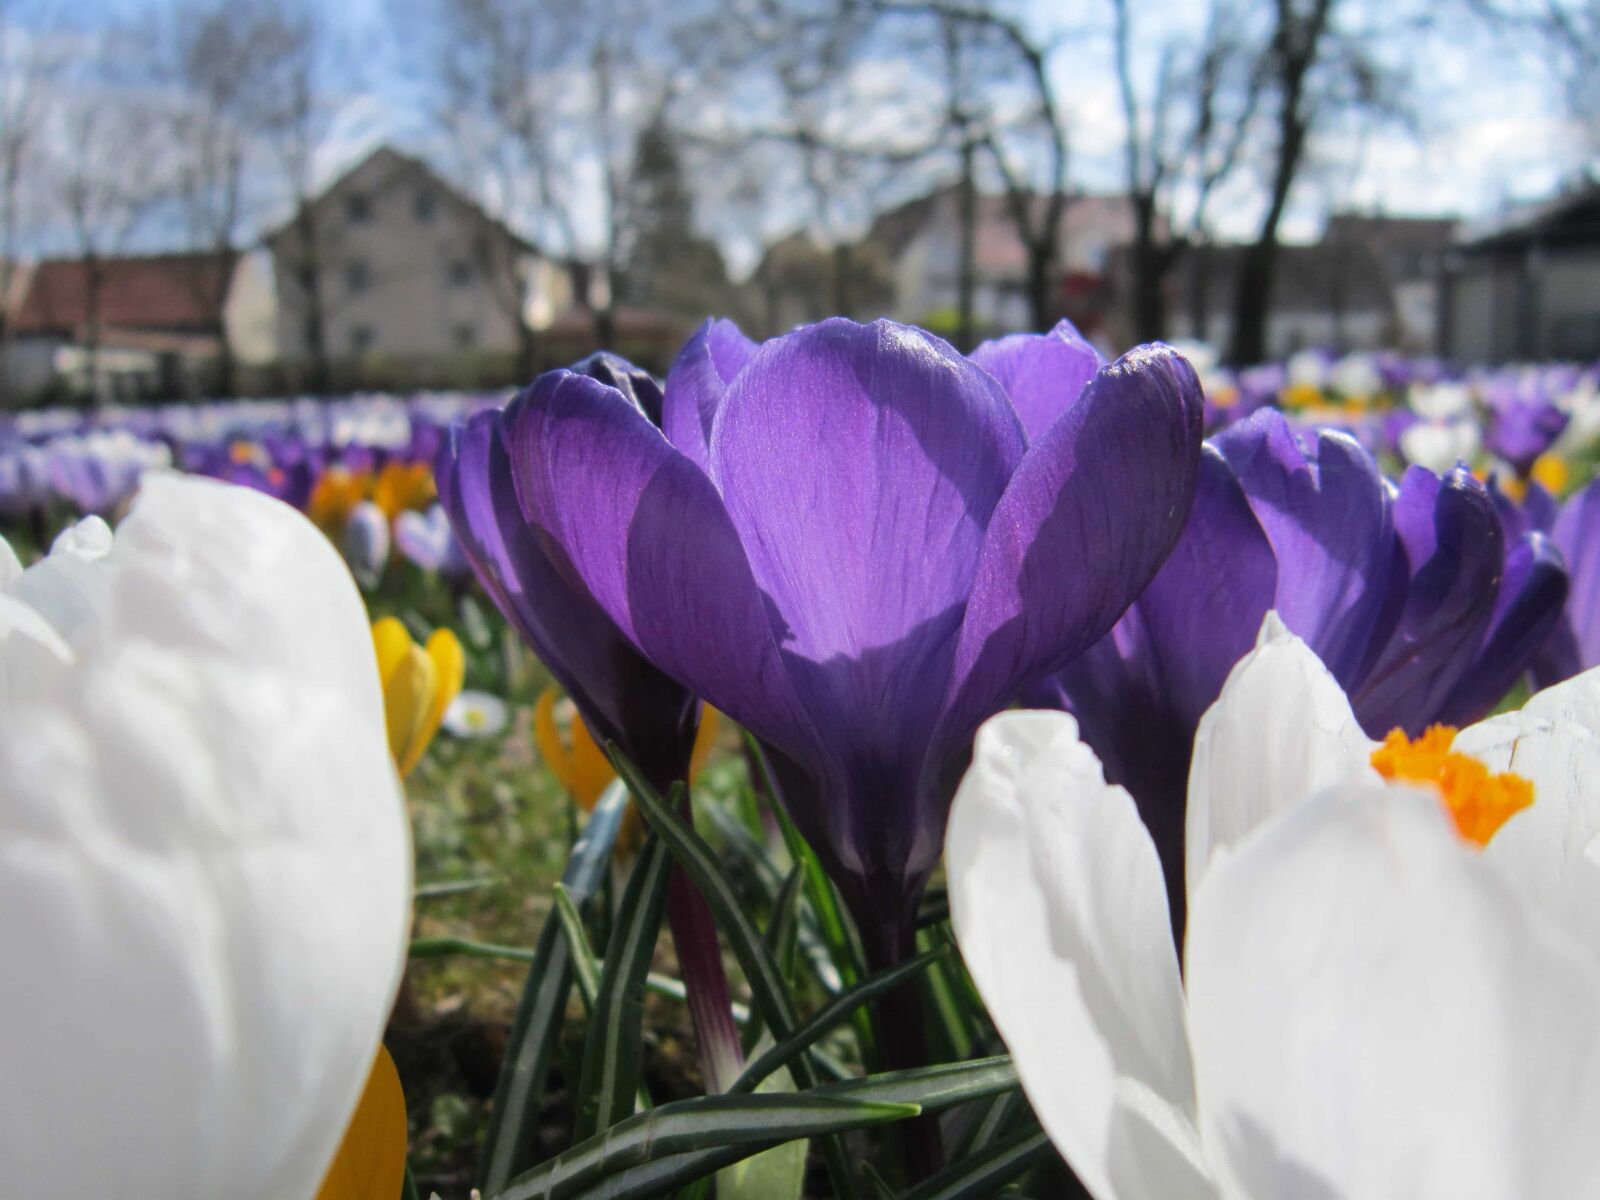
[1439,531,1568,723]
[438,395,697,781]
[1350,466,1503,735]
[1214,409,1396,690]
[1048,445,1276,922]
[938,343,1205,767]
[709,319,1024,782]
[661,318,757,468]
[569,351,665,427]
[968,318,1104,444]
[1536,478,1600,685]
[500,369,823,774]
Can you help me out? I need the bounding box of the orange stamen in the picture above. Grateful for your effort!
[1371,725,1533,846]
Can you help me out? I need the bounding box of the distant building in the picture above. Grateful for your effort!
[1441,184,1600,363]
[1165,214,1455,359]
[3,251,274,401]
[862,186,1140,338]
[263,146,574,372]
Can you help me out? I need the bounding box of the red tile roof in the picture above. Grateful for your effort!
[12,253,233,337]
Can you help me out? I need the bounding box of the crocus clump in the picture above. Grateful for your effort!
[458,315,1204,962]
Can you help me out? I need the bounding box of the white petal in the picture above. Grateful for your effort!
[1523,665,1600,741]
[1187,783,1600,1200]
[1454,712,1600,913]
[0,475,410,1200]
[1186,613,1374,899]
[947,711,1213,1200]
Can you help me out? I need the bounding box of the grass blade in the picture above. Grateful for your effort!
[477,782,631,1193]
[574,828,674,1140]
[730,946,951,1095]
[896,1126,1051,1200]
[815,1056,1019,1109]
[607,744,861,1200]
[490,1093,920,1200]
[415,876,503,900]
[553,883,603,1011]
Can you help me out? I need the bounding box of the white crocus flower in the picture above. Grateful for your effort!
[0,473,412,1199]
[1399,415,1481,473]
[948,614,1600,1200]
[442,689,510,738]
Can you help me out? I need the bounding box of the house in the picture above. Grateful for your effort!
[863,186,1141,338]
[263,146,574,376]
[1157,213,1455,359]
[3,251,275,402]
[1441,183,1600,363]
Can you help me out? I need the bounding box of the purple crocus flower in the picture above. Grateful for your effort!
[394,503,471,578]
[1485,378,1569,477]
[1528,476,1600,686]
[438,349,744,1095]
[457,316,1204,963]
[1039,408,1567,922]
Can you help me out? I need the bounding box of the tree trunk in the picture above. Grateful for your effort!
[84,252,104,406]
[1129,191,1169,344]
[1026,240,1054,334]
[954,137,978,351]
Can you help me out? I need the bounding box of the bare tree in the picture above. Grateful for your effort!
[1112,0,1264,343]
[49,30,171,402]
[0,0,60,402]
[144,0,303,395]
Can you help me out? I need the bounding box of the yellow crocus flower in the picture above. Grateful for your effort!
[534,685,721,849]
[308,466,373,535]
[373,616,465,776]
[373,461,437,520]
[315,1045,407,1200]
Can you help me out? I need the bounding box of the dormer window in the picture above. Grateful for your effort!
[446,259,473,288]
[346,193,372,224]
[415,190,436,222]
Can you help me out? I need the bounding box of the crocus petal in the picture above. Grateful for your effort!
[1186,613,1374,901]
[711,319,1022,765]
[568,350,666,427]
[1052,447,1279,887]
[0,475,410,1199]
[1351,466,1503,735]
[438,399,698,782]
[1524,663,1600,737]
[947,711,1211,1200]
[1453,711,1600,909]
[1437,532,1568,726]
[1538,478,1600,685]
[1187,784,1600,1200]
[939,344,1204,775]
[499,370,819,779]
[662,318,757,468]
[1213,410,1396,689]
[969,318,1104,444]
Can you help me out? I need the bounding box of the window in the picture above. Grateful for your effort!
[446,259,473,288]
[414,190,436,222]
[345,193,372,223]
[454,323,477,350]
[345,260,371,294]
[350,325,375,354]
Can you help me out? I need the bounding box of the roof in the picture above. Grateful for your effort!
[1165,241,1395,316]
[1455,182,1600,251]
[11,253,234,338]
[263,145,537,255]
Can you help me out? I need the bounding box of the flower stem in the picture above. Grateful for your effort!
[860,913,942,1182]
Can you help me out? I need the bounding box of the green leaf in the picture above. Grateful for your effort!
[895,1126,1051,1200]
[715,1043,807,1200]
[409,936,538,963]
[746,866,804,1052]
[536,1058,1021,1200]
[414,876,502,900]
[607,744,861,1200]
[553,883,603,1012]
[574,828,673,1140]
[476,782,631,1194]
[946,1086,1028,1162]
[490,1093,919,1200]
[730,946,951,1096]
[815,1056,1019,1110]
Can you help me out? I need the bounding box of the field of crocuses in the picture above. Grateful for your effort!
[8,318,1600,1199]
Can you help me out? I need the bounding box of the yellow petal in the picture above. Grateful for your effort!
[567,709,618,810]
[689,705,722,782]
[397,629,465,776]
[384,645,435,771]
[374,462,437,520]
[534,687,577,788]
[316,1044,408,1200]
[371,617,413,690]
